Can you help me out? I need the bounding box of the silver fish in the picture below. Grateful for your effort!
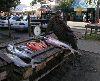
[7,44,31,58]
[6,53,31,67]
[44,37,74,53]
[17,45,33,55]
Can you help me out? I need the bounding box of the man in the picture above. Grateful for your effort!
[45,11,78,50]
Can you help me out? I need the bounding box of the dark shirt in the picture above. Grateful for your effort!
[45,16,74,41]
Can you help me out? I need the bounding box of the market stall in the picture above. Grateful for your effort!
[0,33,76,81]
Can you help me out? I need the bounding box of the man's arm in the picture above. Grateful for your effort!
[45,18,53,35]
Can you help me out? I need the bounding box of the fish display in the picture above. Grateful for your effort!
[6,38,73,68]
[6,42,48,68]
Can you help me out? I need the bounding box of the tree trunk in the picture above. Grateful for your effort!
[95,0,100,23]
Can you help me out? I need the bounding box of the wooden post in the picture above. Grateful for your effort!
[28,13,31,37]
[8,12,11,38]
[90,28,92,36]
[85,26,87,38]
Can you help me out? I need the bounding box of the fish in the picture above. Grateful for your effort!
[17,45,33,55]
[5,53,31,67]
[30,58,46,68]
[43,37,74,53]
[6,53,43,68]
[7,44,31,58]
[26,41,47,51]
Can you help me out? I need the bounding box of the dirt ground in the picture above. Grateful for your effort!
[39,50,100,81]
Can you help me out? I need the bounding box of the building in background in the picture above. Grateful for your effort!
[71,0,98,22]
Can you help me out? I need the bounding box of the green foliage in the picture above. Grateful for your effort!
[30,0,44,6]
[84,34,100,41]
[30,0,37,6]
[85,0,92,4]
[85,0,98,4]
[59,0,74,7]
[58,0,74,11]
[0,0,20,12]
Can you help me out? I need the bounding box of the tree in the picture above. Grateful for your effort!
[0,0,20,12]
[95,0,99,23]
[30,0,45,6]
[57,0,74,24]
[30,0,37,6]
[0,0,20,38]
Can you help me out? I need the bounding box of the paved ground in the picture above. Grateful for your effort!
[78,40,100,54]
[68,21,100,54]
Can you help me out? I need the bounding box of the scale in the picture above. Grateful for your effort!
[33,25,41,36]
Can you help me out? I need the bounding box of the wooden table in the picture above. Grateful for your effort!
[85,24,100,37]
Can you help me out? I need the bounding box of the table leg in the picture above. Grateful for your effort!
[90,28,92,36]
[95,29,98,34]
[85,27,87,38]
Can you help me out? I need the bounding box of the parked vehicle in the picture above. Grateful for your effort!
[0,16,10,28]
[11,15,37,30]
[0,16,20,28]
[11,15,28,30]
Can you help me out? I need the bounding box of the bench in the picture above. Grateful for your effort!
[85,24,100,37]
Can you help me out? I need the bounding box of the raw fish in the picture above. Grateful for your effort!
[7,44,31,58]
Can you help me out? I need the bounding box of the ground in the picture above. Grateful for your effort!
[68,21,100,53]
[0,21,100,81]
[40,50,100,81]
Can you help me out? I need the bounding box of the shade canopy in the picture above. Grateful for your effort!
[71,0,97,11]
[11,4,33,13]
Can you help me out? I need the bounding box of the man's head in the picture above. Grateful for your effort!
[55,10,61,16]
[52,10,62,20]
